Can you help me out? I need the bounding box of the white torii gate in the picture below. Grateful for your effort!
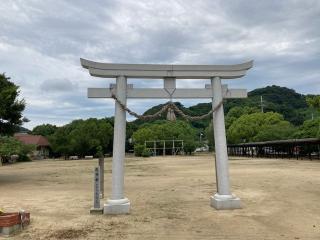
[81,58,253,214]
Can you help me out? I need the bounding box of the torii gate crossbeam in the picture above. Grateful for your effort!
[81,58,253,214]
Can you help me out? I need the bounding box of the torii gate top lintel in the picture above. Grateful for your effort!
[80,58,253,79]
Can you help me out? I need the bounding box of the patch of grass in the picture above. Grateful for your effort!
[49,228,91,239]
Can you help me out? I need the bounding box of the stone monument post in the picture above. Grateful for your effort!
[90,166,103,214]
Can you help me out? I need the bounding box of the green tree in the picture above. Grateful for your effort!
[141,148,151,157]
[49,126,71,157]
[225,106,259,129]
[227,112,295,143]
[254,123,296,141]
[205,106,259,150]
[0,136,35,162]
[306,96,320,138]
[32,124,57,136]
[293,119,320,138]
[205,122,214,151]
[183,139,198,155]
[96,145,104,158]
[307,96,320,109]
[0,136,23,156]
[126,121,138,152]
[134,144,145,156]
[0,74,26,135]
[132,121,197,155]
[50,118,113,157]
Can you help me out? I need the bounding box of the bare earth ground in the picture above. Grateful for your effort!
[0,154,320,240]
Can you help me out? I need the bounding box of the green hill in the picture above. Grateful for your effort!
[132,85,318,129]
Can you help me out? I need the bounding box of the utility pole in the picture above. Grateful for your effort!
[260,96,264,113]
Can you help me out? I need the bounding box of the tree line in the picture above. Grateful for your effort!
[31,104,319,157]
[1,72,319,159]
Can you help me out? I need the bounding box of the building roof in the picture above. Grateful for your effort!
[14,134,50,147]
[228,138,320,147]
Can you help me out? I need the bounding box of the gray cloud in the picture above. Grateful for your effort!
[40,78,78,92]
[0,0,319,129]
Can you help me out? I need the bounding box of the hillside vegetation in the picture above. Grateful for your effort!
[29,85,319,157]
[136,85,317,128]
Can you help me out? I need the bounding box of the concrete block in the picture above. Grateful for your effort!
[0,224,21,236]
[210,193,241,210]
[104,198,130,215]
[90,208,103,215]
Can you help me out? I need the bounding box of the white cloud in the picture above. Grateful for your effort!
[0,0,319,129]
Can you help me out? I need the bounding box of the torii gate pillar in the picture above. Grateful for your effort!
[211,76,241,209]
[104,76,130,214]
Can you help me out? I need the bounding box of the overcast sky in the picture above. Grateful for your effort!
[1,0,319,129]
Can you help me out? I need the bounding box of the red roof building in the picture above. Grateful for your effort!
[14,134,50,146]
[14,134,50,159]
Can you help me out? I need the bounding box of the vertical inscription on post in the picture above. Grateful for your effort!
[94,166,100,209]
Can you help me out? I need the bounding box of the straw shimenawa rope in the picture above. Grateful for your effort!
[111,94,223,121]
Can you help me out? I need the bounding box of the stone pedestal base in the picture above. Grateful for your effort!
[90,208,103,214]
[210,193,241,210]
[104,198,130,215]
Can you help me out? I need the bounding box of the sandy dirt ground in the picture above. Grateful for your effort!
[1,154,320,240]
